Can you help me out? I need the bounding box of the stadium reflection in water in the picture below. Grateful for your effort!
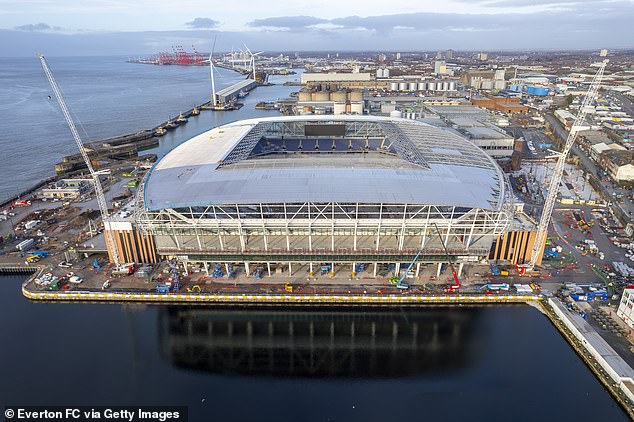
[158,307,486,378]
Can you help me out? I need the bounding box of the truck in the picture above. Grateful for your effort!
[24,220,40,230]
[16,238,34,251]
[13,200,31,207]
[30,250,49,258]
[112,263,136,277]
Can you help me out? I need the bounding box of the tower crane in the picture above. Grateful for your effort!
[523,51,609,272]
[38,54,121,266]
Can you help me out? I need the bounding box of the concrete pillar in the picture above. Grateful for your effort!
[437,262,443,277]
[309,262,314,278]
[267,262,271,277]
[288,262,292,276]
[458,262,464,277]
[245,262,250,277]
[373,262,378,277]
[394,263,400,276]
[224,263,230,276]
[352,262,356,277]
[330,262,335,278]
[203,262,209,275]
[415,262,420,278]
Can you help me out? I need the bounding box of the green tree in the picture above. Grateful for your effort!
[565,94,574,106]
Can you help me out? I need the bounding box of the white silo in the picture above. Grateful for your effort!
[390,110,402,118]
[427,82,436,91]
[398,82,408,91]
[442,82,449,91]
[409,82,418,91]
[389,82,399,91]
[418,82,427,91]
[449,81,457,91]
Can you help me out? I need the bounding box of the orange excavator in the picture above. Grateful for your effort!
[433,223,461,293]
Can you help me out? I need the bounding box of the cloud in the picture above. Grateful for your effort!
[248,15,328,29]
[14,22,62,32]
[185,17,219,29]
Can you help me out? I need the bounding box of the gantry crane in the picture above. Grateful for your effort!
[38,54,121,266]
[523,51,609,272]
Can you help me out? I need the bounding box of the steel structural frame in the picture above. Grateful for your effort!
[137,202,512,260]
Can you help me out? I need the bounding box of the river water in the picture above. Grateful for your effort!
[0,57,629,420]
[0,56,298,200]
[0,276,628,421]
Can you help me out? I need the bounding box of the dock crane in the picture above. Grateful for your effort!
[521,50,609,273]
[433,223,461,293]
[38,54,121,266]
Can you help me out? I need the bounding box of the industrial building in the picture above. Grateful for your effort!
[425,105,516,158]
[38,178,93,200]
[122,115,517,277]
[296,89,363,115]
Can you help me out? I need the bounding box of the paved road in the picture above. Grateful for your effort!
[544,113,633,224]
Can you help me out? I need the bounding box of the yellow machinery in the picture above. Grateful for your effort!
[187,285,201,293]
[285,282,293,293]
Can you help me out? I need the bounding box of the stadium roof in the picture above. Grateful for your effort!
[144,115,508,211]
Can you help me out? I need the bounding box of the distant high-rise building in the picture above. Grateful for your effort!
[434,60,447,74]
[436,50,443,59]
[600,49,608,57]
[478,52,488,61]
[378,53,387,62]
[396,52,401,60]
[446,49,455,60]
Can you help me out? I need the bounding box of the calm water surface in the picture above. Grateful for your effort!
[0,276,628,422]
[0,56,299,199]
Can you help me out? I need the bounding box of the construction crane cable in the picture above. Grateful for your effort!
[38,54,121,266]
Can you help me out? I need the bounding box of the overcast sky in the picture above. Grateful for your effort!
[0,0,632,56]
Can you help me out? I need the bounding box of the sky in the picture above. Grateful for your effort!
[0,0,633,56]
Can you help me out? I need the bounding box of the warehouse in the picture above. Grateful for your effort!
[132,115,514,278]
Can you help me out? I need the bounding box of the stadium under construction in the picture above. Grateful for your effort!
[107,115,540,278]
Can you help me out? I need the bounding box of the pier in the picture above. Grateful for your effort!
[215,78,259,105]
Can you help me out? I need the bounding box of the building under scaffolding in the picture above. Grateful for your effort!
[130,115,515,276]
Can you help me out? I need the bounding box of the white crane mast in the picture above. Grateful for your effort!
[209,37,217,106]
[525,54,608,271]
[38,54,121,266]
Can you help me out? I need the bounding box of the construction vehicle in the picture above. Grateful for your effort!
[25,255,40,264]
[156,284,169,293]
[389,236,433,289]
[30,251,49,258]
[187,285,201,293]
[285,282,294,293]
[521,51,609,272]
[212,263,224,278]
[112,263,135,277]
[478,283,510,291]
[434,223,461,293]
